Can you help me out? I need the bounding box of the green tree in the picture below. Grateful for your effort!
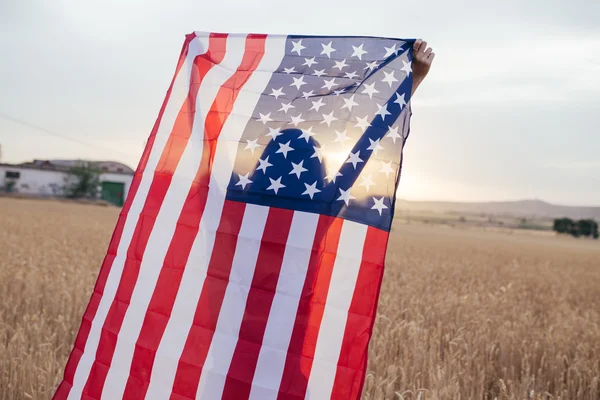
[64,162,100,199]
[554,218,599,239]
[577,220,593,237]
[553,218,573,234]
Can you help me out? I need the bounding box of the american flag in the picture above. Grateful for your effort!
[54,31,413,400]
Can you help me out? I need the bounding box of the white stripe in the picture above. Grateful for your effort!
[195,204,269,400]
[249,211,320,400]
[304,220,368,400]
[66,35,210,400]
[99,34,249,400]
[144,34,287,400]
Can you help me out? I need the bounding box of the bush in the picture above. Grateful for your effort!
[64,163,100,199]
[553,218,599,239]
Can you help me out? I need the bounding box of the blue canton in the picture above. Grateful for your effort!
[226,35,414,231]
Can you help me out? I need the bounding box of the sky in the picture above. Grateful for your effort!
[1,0,599,205]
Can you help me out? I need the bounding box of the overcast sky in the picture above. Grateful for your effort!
[1,0,599,205]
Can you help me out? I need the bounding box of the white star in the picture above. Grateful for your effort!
[244,138,260,154]
[345,150,364,169]
[354,115,372,132]
[333,88,346,96]
[279,102,295,114]
[265,127,282,140]
[344,71,359,79]
[364,61,379,71]
[384,44,399,58]
[321,111,338,127]
[291,39,306,55]
[320,41,336,58]
[235,172,252,190]
[337,188,356,206]
[256,156,273,173]
[311,145,325,162]
[341,95,359,112]
[401,60,412,76]
[371,197,388,215]
[309,98,326,112]
[303,57,318,67]
[257,112,273,124]
[267,176,286,194]
[322,78,337,91]
[362,82,379,99]
[276,140,294,158]
[380,160,395,178]
[289,113,305,127]
[289,160,308,178]
[313,69,326,77]
[374,103,391,121]
[386,125,402,143]
[367,137,384,155]
[351,43,368,60]
[382,70,398,87]
[333,59,349,70]
[283,66,296,74]
[302,90,315,99]
[326,170,343,183]
[302,181,321,199]
[333,129,351,145]
[394,92,407,108]
[359,174,376,192]
[269,87,285,99]
[298,126,316,142]
[290,76,307,90]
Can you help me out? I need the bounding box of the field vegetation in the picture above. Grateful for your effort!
[1,198,599,399]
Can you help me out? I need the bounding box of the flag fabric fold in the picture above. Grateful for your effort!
[54,31,414,400]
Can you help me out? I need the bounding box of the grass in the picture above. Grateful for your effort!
[1,198,599,399]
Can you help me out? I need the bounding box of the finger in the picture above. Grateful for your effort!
[424,47,433,57]
[413,39,423,51]
[418,41,428,55]
[426,52,436,62]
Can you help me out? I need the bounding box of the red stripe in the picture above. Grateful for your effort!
[330,226,389,400]
[52,33,197,400]
[122,35,267,398]
[77,33,229,399]
[277,216,344,400]
[221,208,295,400]
[170,200,246,399]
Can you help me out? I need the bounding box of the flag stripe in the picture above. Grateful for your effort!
[119,34,267,399]
[64,34,214,400]
[142,34,287,399]
[304,220,368,399]
[168,200,246,400]
[194,204,270,400]
[216,207,295,399]
[248,211,321,400]
[94,33,249,399]
[51,33,198,400]
[277,216,344,400]
[80,33,230,399]
[330,226,388,400]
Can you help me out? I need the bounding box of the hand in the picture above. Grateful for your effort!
[411,39,435,95]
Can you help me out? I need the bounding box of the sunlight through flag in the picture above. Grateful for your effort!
[53,31,414,400]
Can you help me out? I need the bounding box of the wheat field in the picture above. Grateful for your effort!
[1,197,599,400]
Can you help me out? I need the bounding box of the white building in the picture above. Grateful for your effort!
[0,159,134,206]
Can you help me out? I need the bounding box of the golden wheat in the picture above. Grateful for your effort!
[1,198,599,399]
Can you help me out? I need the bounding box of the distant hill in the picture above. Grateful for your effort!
[396,199,600,220]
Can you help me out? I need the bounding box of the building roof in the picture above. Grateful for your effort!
[0,159,135,175]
